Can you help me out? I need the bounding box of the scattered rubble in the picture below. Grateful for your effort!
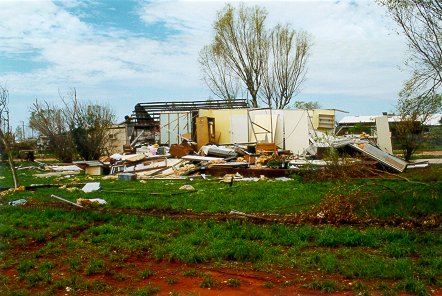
[13,106,432,184]
[76,198,107,206]
[8,199,27,206]
[179,184,196,191]
[50,194,83,208]
[30,136,418,182]
[82,182,101,193]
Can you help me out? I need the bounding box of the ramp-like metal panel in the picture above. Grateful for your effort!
[349,140,408,172]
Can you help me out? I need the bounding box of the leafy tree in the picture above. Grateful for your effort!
[0,84,19,188]
[293,100,321,110]
[394,93,441,161]
[200,4,311,109]
[14,126,24,141]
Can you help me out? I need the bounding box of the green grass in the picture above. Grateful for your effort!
[200,275,216,288]
[1,161,441,294]
[139,269,155,279]
[85,258,105,275]
[130,285,160,296]
[304,279,342,292]
[262,281,274,288]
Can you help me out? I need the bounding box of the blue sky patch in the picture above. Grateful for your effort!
[0,53,47,73]
[54,0,180,39]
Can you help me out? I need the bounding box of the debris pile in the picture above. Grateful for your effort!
[19,105,430,182]
[26,134,420,182]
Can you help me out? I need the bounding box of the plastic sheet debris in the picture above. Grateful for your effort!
[8,199,27,206]
[82,182,101,193]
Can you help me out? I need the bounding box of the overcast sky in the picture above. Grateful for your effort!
[0,0,411,132]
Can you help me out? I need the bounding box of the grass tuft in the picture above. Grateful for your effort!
[226,278,241,287]
[85,259,105,275]
[305,279,341,292]
[200,275,216,288]
[262,281,274,288]
[396,278,429,296]
[139,269,155,279]
[130,284,160,296]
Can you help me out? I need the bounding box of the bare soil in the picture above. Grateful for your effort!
[6,200,439,295]
[6,255,440,296]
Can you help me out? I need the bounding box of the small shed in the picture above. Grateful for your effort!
[73,160,109,176]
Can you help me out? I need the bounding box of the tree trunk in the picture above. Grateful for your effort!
[0,129,19,188]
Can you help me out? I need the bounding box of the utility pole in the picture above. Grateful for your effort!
[21,121,25,139]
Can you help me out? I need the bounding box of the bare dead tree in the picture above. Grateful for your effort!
[29,100,76,163]
[262,25,311,109]
[30,89,115,161]
[0,84,19,188]
[378,0,441,96]
[61,89,115,160]
[208,4,269,108]
[199,45,240,102]
[377,1,441,160]
[201,4,311,109]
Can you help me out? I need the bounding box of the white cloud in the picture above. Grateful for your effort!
[0,0,411,128]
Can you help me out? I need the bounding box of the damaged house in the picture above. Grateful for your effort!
[118,100,337,155]
[95,100,417,179]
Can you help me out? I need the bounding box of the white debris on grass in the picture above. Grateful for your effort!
[82,182,101,193]
[179,184,196,191]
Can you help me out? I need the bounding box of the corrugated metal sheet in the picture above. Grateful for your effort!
[349,140,408,172]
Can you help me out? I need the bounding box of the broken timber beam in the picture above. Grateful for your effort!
[50,194,83,208]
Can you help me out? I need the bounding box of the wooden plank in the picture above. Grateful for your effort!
[181,155,224,161]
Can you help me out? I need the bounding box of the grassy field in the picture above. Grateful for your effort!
[0,161,441,295]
